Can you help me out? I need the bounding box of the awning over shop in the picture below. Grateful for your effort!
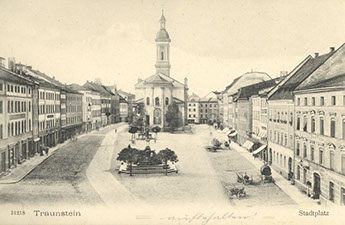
[242,140,254,150]
[259,130,267,138]
[242,140,250,149]
[228,131,238,137]
[225,130,232,136]
[246,142,254,150]
[222,128,229,134]
[34,138,40,142]
[252,145,267,155]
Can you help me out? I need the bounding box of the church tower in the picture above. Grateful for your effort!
[155,11,171,76]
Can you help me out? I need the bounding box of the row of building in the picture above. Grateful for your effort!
[186,92,219,124]
[0,58,134,175]
[217,44,345,206]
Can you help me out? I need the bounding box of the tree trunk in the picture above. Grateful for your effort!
[130,162,133,176]
[165,160,168,176]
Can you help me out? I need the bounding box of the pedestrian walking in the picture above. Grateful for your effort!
[45,147,49,156]
[118,162,127,174]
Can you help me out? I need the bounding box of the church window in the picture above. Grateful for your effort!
[146,97,150,105]
[161,51,164,60]
[165,97,169,105]
[155,97,160,106]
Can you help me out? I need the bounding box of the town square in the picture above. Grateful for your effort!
[1,1,345,225]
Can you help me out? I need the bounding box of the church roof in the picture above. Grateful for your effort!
[188,93,201,101]
[173,97,185,104]
[136,72,184,88]
[200,92,218,102]
[156,29,170,40]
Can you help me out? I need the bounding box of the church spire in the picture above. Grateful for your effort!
[155,11,171,76]
[160,10,166,29]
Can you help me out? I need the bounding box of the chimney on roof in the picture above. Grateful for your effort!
[314,53,319,58]
[0,57,5,68]
[53,76,55,80]
[330,47,335,52]
[8,57,15,71]
[26,65,32,70]
[280,71,288,77]
[184,77,188,88]
[137,78,142,83]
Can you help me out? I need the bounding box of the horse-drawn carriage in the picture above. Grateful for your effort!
[227,186,246,199]
[236,172,253,185]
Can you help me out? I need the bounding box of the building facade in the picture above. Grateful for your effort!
[83,81,112,127]
[199,92,219,124]
[119,97,128,122]
[118,90,135,122]
[221,72,271,129]
[0,66,35,173]
[63,90,83,139]
[37,83,61,147]
[251,94,269,161]
[134,12,188,128]
[267,51,334,180]
[293,44,345,206]
[233,79,278,148]
[187,93,200,124]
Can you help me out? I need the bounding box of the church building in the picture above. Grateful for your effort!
[135,12,188,128]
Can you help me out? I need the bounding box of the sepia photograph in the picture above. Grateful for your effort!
[0,0,345,224]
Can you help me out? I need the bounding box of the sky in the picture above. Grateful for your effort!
[0,0,345,97]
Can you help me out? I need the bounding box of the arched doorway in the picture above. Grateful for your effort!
[313,173,321,199]
[153,108,162,125]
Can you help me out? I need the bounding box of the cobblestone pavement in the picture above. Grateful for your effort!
[204,125,296,207]
[111,125,230,208]
[109,125,296,209]
[0,124,121,208]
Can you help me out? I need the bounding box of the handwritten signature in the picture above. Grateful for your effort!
[161,212,257,225]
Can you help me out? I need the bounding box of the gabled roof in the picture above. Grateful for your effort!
[297,74,345,90]
[0,67,35,86]
[269,51,335,100]
[120,97,128,103]
[200,92,218,102]
[83,81,113,96]
[224,75,242,92]
[296,43,345,91]
[136,72,184,88]
[223,71,271,95]
[28,68,65,89]
[234,78,281,101]
[26,68,81,93]
[27,75,61,90]
[188,93,201,101]
[117,89,135,98]
[68,83,87,91]
[173,97,185,104]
